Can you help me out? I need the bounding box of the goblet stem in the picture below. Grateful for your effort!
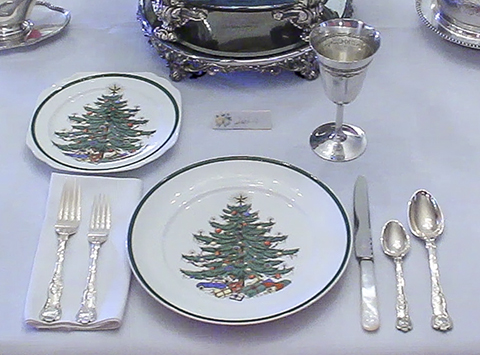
[333,103,347,141]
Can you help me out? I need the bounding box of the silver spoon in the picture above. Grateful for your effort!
[408,189,452,331]
[381,220,412,332]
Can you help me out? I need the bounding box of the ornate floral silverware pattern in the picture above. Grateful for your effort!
[381,220,412,332]
[408,190,452,332]
[76,195,111,324]
[40,179,81,322]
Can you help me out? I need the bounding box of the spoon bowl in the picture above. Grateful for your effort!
[381,220,410,258]
[407,189,444,241]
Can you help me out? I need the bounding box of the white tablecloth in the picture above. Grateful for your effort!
[2,0,479,353]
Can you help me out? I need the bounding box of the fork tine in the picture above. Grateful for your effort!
[98,195,105,229]
[65,179,80,222]
[90,194,111,230]
[90,195,99,230]
[57,182,68,221]
[58,179,75,221]
[73,181,81,222]
[101,195,110,230]
[90,194,106,230]
[105,197,111,230]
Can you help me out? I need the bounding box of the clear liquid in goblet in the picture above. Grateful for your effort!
[314,35,374,62]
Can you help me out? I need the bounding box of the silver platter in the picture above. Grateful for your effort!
[138,0,353,81]
[0,1,70,52]
[416,0,480,49]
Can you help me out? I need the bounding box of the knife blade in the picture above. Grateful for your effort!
[353,175,380,331]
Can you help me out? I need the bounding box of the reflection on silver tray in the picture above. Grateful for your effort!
[0,1,70,51]
[416,0,480,49]
[138,0,353,81]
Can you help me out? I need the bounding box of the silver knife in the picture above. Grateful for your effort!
[353,175,380,331]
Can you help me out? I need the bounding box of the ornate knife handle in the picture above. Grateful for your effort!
[425,240,453,331]
[40,235,68,322]
[393,257,412,332]
[76,243,101,324]
[359,260,380,331]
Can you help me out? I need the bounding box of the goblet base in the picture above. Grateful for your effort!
[310,122,367,162]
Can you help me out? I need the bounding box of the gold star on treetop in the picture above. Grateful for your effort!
[109,84,122,94]
[235,194,248,205]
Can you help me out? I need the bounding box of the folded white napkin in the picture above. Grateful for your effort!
[24,173,142,330]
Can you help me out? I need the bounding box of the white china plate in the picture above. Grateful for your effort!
[416,0,480,49]
[27,72,181,173]
[0,1,71,51]
[128,156,351,325]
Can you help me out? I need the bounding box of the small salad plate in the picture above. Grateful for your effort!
[127,156,351,325]
[27,72,181,173]
[0,1,71,51]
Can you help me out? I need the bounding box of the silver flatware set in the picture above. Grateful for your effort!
[355,176,452,332]
[40,179,111,324]
[40,177,452,332]
[39,177,452,331]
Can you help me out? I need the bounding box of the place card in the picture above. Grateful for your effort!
[213,110,272,130]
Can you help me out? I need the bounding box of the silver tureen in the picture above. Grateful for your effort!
[137,0,353,80]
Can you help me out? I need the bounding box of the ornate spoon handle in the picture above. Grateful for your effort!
[393,257,412,332]
[75,243,101,324]
[425,240,452,331]
[40,236,68,322]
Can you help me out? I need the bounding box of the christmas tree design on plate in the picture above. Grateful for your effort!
[181,194,299,301]
[53,84,156,163]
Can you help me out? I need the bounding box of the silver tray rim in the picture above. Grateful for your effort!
[0,1,70,52]
[416,0,480,49]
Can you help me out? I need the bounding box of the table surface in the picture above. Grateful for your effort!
[2,0,480,354]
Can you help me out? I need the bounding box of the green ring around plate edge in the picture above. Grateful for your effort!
[30,72,181,172]
[127,155,352,325]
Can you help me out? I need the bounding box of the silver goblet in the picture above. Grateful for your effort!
[309,19,381,162]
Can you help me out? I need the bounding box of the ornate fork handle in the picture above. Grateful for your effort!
[76,243,101,324]
[393,257,412,332]
[425,240,452,331]
[40,234,69,322]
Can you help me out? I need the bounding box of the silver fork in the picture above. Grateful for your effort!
[76,194,111,324]
[40,179,81,322]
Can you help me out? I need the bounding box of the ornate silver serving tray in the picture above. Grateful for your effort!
[416,0,480,49]
[138,0,352,80]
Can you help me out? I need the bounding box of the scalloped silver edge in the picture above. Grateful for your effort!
[416,0,480,49]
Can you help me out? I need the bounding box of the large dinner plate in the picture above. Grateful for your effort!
[128,156,351,325]
[27,72,181,173]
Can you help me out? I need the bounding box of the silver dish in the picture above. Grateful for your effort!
[0,1,70,51]
[416,0,480,49]
[138,0,353,80]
